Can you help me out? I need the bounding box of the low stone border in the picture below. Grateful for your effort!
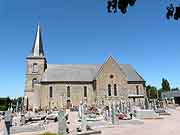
[76,130,102,135]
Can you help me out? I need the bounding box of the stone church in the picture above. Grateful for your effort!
[24,25,146,110]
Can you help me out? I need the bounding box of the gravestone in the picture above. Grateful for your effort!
[58,110,67,135]
[4,110,12,135]
[80,102,87,131]
[111,103,115,125]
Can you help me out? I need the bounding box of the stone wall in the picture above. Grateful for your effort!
[24,57,46,109]
[38,83,94,109]
[95,57,145,105]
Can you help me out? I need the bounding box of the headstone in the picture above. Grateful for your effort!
[135,109,160,119]
[81,102,87,131]
[172,97,175,104]
[4,111,12,135]
[144,97,149,109]
[78,102,83,120]
[111,103,115,125]
[122,102,125,113]
[58,110,67,135]
[119,101,122,112]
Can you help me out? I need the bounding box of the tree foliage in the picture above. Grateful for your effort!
[0,97,11,111]
[0,97,23,111]
[166,3,180,20]
[171,87,180,91]
[161,78,170,92]
[107,0,136,14]
[106,0,180,21]
[146,85,159,99]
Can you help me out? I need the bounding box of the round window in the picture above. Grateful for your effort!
[110,74,114,79]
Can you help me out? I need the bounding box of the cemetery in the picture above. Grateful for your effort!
[0,97,179,135]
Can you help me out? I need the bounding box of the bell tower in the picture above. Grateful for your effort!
[24,24,47,110]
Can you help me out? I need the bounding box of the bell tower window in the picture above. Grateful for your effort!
[32,63,38,73]
[32,78,37,88]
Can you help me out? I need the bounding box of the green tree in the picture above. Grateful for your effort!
[11,97,23,112]
[161,78,170,92]
[0,97,11,111]
[106,0,180,21]
[171,87,180,91]
[146,85,158,99]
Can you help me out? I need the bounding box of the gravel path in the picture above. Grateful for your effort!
[9,107,180,135]
[99,107,180,135]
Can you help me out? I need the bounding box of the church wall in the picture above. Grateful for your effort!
[95,57,128,103]
[127,83,145,95]
[39,83,94,109]
[95,57,145,105]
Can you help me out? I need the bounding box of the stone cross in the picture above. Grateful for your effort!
[80,102,87,130]
[58,110,67,135]
[111,103,115,125]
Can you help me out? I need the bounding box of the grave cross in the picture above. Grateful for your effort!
[58,110,67,135]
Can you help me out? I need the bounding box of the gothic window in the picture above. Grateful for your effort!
[136,85,139,95]
[49,86,53,98]
[108,84,111,96]
[32,78,37,88]
[84,86,87,97]
[67,86,70,98]
[32,63,38,73]
[114,84,117,96]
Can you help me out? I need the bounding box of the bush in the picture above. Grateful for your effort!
[0,105,8,111]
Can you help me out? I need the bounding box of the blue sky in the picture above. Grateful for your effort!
[0,0,180,97]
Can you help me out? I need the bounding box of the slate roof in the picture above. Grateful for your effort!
[162,91,180,98]
[41,64,144,82]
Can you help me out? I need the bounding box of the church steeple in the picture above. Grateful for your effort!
[25,24,47,110]
[31,24,44,57]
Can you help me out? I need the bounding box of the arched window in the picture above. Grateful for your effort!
[67,86,70,98]
[32,63,38,73]
[136,85,139,95]
[49,86,53,98]
[114,84,117,96]
[84,86,87,97]
[108,84,111,96]
[32,78,37,88]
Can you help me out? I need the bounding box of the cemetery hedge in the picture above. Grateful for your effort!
[0,105,8,111]
[0,97,10,111]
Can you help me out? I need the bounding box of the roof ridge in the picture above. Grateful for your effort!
[47,64,129,65]
[47,64,102,65]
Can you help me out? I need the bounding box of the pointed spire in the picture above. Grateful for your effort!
[31,24,44,57]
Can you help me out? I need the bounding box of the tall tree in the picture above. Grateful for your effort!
[171,87,180,91]
[106,0,180,21]
[146,85,158,99]
[107,0,136,14]
[161,78,170,92]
